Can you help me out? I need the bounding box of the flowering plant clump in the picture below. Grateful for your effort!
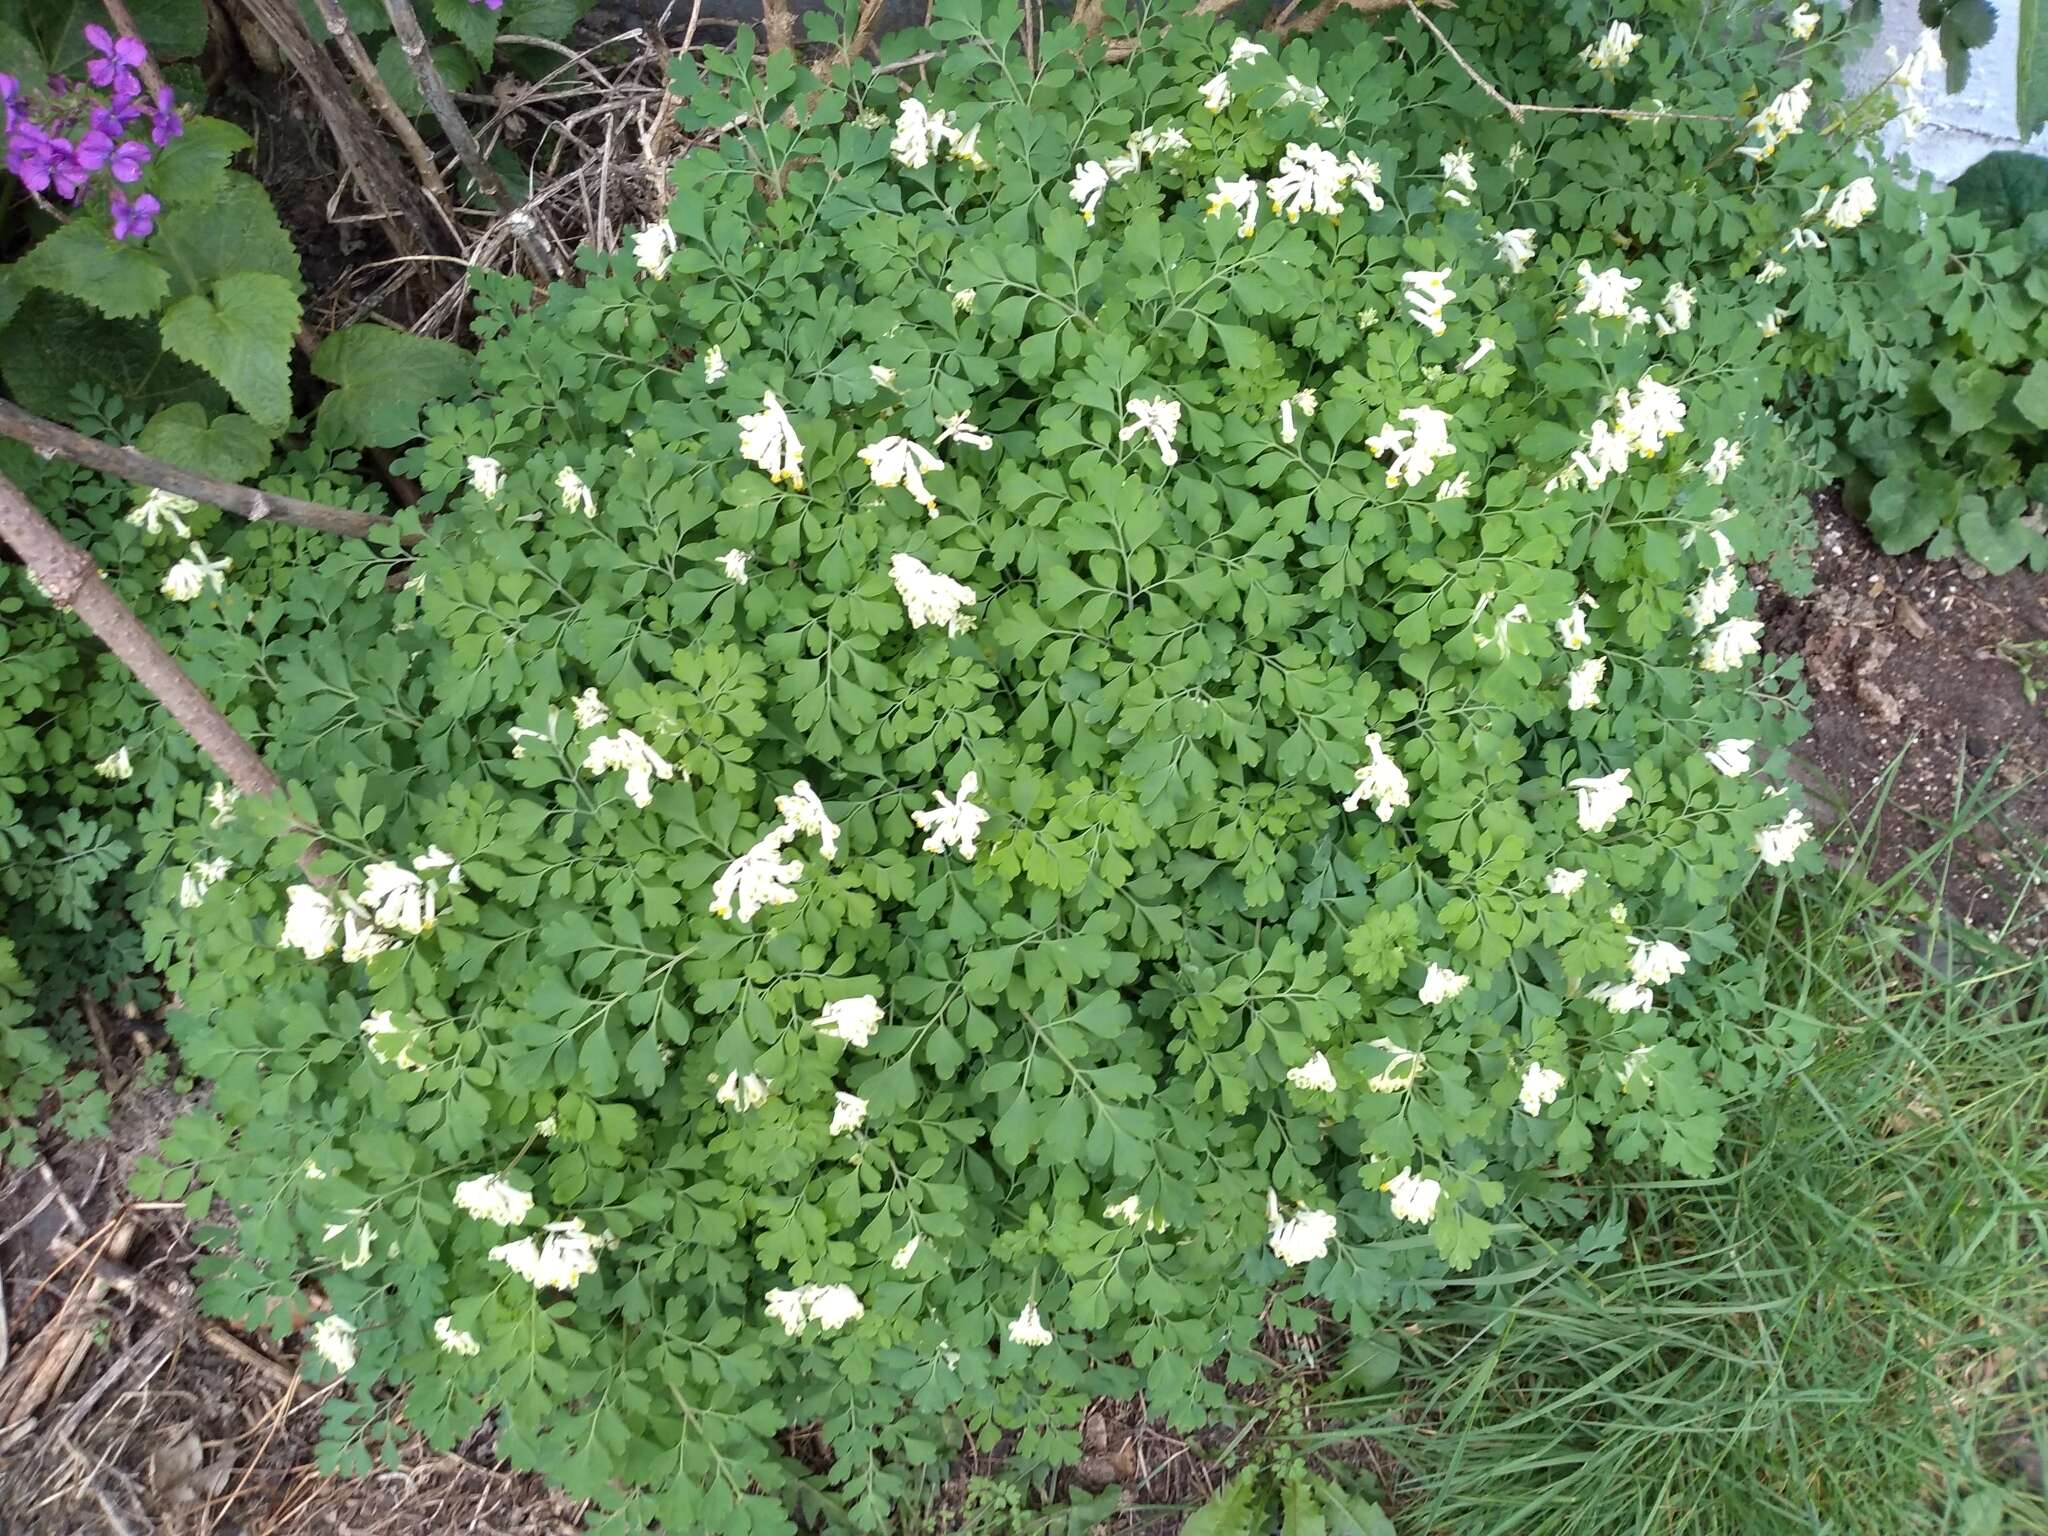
[131,0,1892,1527]
[1,26,183,239]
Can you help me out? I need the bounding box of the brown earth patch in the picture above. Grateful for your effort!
[1760,487,2048,949]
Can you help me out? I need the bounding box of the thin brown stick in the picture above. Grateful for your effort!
[235,0,457,256]
[0,472,287,805]
[381,0,570,279]
[0,400,393,541]
[99,0,171,103]
[306,0,460,226]
[1404,0,1736,124]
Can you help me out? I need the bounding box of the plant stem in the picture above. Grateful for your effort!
[379,0,570,281]
[0,399,397,542]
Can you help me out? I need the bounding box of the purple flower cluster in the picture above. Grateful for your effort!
[1,26,183,241]
[469,0,505,10]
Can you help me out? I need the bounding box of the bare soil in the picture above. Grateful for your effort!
[1760,488,2048,949]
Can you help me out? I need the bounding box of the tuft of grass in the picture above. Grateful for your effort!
[1318,825,2048,1536]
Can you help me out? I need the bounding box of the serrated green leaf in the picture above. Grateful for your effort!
[159,272,301,425]
[0,290,223,419]
[432,0,497,68]
[137,403,275,481]
[151,174,303,300]
[311,324,476,447]
[145,116,254,208]
[14,222,171,321]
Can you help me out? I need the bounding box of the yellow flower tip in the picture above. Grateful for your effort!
[1082,211,1094,224]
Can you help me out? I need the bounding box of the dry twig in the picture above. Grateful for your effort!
[0,399,393,540]
[50,1237,299,1392]
[382,0,571,280]
[307,0,461,224]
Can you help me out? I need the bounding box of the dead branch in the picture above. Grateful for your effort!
[1,1218,136,1427]
[381,0,571,280]
[1404,0,1736,123]
[305,0,460,225]
[0,472,290,807]
[233,0,457,257]
[0,400,394,541]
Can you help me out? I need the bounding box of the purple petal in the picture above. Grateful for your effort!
[109,138,150,182]
[114,37,148,67]
[83,23,114,54]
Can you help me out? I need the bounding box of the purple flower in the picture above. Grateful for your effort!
[5,124,55,193]
[107,137,150,182]
[83,25,149,90]
[110,190,159,240]
[50,143,90,201]
[76,127,113,172]
[149,86,182,146]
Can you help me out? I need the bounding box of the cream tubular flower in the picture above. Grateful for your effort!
[582,729,677,808]
[1788,2,1819,38]
[310,1316,357,1374]
[1546,866,1587,897]
[775,779,840,860]
[1557,593,1597,650]
[737,391,805,489]
[912,771,989,860]
[1266,141,1347,221]
[814,995,885,1046]
[1697,617,1765,673]
[890,97,958,168]
[708,826,804,923]
[1566,656,1606,711]
[1628,936,1691,986]
[633,220,678,278]
[860,435,946,513]
[704,345,729,383]
[1494,227,1536,272]
[937,412,994,451]
[1439,149,1477,205]
[1381,1168,1441,1224]
[1824,177,1877,230]
[1069,159,1110,223]
[1266,1189,1339,1265]
[1205,174,1259,238]
[95,746,132,780]
[1367,405,1455,487]
[1755,806,1814,866]
[455,1173,534,1226]
[715,1071,774,1111]
[1418,963,1471,1005]
[126,489,195,539]
[829,1092,869,1136]
[1401,267,1455,336]
[556,466,597,518]
[280,885,341,959]
[1590,979,1656,1014]
[1705,738,1754,776]
[1008,1303,1054,1346]
[1568,768,1633,831]
[1285,1051,1338,1093]
[1518,1062,1566,1116]
[1574,261,1641,319]
[721,548,750,584]
[890,553,978,636]
[1119,396,1183,466]
[436,1317,481,1356]
[1580,20,1641,70]
[467,455,504,500]
[1367,1038,1425,1092]
[1342,732,1411,821]
[179,856,231,909]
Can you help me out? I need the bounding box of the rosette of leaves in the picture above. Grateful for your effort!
[144,0,1852,1528]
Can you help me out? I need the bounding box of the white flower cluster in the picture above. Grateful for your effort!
[1199,37,1270,112]
[860,435,946,513]
[814,994,884,1046]
[435,1316,481,1356]
[707,779,841,925]
[1368,1038,1425,1093]
[1007,1302,1054,1346]
[1367,405,1456,488]
[1518,1061,1566,1116]
[454,1173,533,1226]
[1418,963,1470,1006]
[1285,1051,1338,1093]
[1069,123,1186,224]
[1119,396,1183,466]
[633,219,678,278]
[912,771,989,861]
[309,1315,357,1374]
[179,856,231,909]
[1266,1189,1339,1266]
[891,553,978,636]
[1736,77,1813,161]
[1401,268,1456,337]
[161,542,232,602]
[889,98,986,171]
[279,847,464,964]
[1381,1167,1441,1224]
[127,489,196,539]
[737,391,805,489]
[766,1283,865,1337]
[716,1070,773,1110]
[1580,20,1642,71]
[583,728,677,809]
[1343,732,1411,821]
[489,1218,613,1291]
